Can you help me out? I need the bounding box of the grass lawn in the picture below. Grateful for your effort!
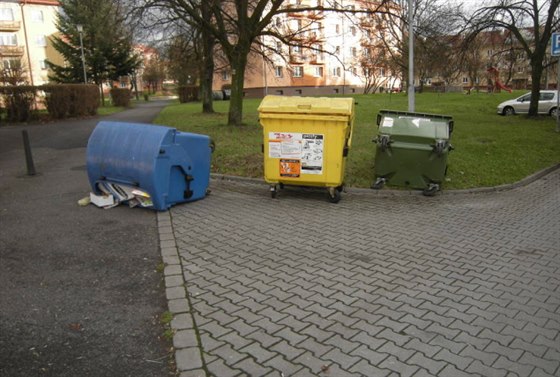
[154,90,560,190]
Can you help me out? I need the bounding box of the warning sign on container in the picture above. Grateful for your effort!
[280,159,301,177]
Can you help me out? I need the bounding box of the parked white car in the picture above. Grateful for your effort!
[497,90,558,117]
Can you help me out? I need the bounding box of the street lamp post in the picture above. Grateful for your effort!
[408,0,415,112]
[77,24,87,84]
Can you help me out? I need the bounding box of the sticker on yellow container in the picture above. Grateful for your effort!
[280,159,301,177]
[269,132,324,175]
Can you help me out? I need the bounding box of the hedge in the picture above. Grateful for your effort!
[0,85,37,122]
[177,85,198,103]
[0,84,100,122]
[42,84,100,118]
[110,88,131,107]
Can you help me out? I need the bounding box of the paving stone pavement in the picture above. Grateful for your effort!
[159,168,559,377]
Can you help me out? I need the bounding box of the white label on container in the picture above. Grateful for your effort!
[382,118,394,128]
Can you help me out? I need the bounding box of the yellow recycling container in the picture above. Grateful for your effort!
[258,95,354,203]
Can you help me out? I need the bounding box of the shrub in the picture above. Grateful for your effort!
[42,84,100,119]
[0,85,37,122]
[177,85,198,103]
[110,88,131,107]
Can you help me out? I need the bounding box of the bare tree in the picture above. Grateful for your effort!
[467,0,560,116]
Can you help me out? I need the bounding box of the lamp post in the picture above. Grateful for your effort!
[77,24,87,83]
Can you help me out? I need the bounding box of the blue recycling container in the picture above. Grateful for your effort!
[86,121,212,211]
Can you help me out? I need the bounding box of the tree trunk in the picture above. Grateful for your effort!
[528,52,545,117]
[200,1,214,114]
[228,51,248,126]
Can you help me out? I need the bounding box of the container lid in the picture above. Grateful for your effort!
[258,95,354,116]
[378,111,451,140]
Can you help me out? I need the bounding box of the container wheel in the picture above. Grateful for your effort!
[270,185,278,199]
[336,184,344,192]
[371,177,386,190]
[422,183,439,197]
[327,188,341,203]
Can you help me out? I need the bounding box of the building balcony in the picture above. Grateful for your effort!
[289,53,305,64]
[0,20,21,32]
[0,45,25,57]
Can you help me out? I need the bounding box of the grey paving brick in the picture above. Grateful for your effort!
[403,338,442,358]
[264,355,304,376]
[178,370,206,377]
[509,338,549,358]
[274,327,307,346]
[350,359,392,377]
[484,341,524,362]
[466,360,508,377]
[439,364,478,377]
[407,352,447,375]
[350,344,389,365]
[433,348,473,370]
[377,328,411,347]
[172,313,194,330]
[379,356,419,377]
[176,347,203,371]
[322,347,361,369]
[492,355,534,377]
[233,356,272,376]
[206,357,240,377]
[459,345,499,367]
[174,329,199,349]
[517,352,560,375]
[377,341,416,362]
[169,298,190,314]
[293,352,329,375]
[270,340,305,361]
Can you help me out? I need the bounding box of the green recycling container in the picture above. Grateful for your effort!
[372,110,454,196]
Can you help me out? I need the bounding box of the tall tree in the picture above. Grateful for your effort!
[467,0,560,116]
[47,0,140,95]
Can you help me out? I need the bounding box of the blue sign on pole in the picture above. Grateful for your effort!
[552,33,560,56]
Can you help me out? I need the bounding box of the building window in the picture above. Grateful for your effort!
[487,49,493,57]
[276,42,282,52]
[351,47,357,57]
[293,44,302,53]
[293,66,303,77]
[332,67,341,77]
[295,89,302,94]
[0,32,17,46]
[221,70,229,80]
[39,60,47,70]
[350,26,356,36]
[35,35,47,47]
[275,17,281,27]
[351,67,357,75]
[379,68,385,76]
[31,10,44,23]
[335,46,340,55]
[335,24,340,33]
[314,66,323,77]
[275,66,283,78]
[0,8,14,21]
[462,77,468,84]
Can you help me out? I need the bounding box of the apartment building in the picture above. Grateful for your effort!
[214,0,402,98]
[0,0,61,86]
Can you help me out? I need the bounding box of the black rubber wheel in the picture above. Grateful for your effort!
[270,185,277,198]
[503,106,515,116]
[422,184,439,197]
[371,178,385,190]
[327,190,341,203]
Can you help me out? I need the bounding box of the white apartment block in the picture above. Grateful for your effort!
[215,0,402,97]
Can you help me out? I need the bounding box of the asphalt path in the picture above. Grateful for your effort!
[0,100,174,377]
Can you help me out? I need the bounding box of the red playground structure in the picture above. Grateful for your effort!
[487,66,512,93]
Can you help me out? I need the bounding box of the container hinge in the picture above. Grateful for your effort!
[184,175,194,199]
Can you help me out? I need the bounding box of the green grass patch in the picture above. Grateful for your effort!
[154,91,560,189]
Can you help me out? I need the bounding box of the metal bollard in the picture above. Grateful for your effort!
[22,130,36,176]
